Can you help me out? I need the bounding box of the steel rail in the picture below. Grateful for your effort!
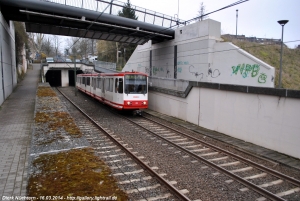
[124,116,286,201]
[56,88,191,201]
[142,116,300,188]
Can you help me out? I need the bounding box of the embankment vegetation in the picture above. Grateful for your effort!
[223,37,300,90]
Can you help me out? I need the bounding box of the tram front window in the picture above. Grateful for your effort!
[125,74,147,94]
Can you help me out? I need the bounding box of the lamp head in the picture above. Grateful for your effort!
[277,20,289,26]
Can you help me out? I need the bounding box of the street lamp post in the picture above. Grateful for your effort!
[277,20,288,88]
[236,9,238,38]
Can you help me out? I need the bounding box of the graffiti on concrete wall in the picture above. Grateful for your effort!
[258,73,267,83]
[231,63,270,84]
[207,67,221,78]
[177,61,221,80]
[153,66,163,75]
[137,63,150,74]
[232,64,260,78]
[145,67,150,74]
[189,65,204,80]
[153,63,172,78]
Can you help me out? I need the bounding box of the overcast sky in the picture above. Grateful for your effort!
[126,0,300,48]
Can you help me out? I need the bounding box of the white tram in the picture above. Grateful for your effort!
[76,72,148,113]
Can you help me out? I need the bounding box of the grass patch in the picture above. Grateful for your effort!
[37,86,57,97]
[222,36,300,90]
[35,111,82,138]
[27,148,128,200]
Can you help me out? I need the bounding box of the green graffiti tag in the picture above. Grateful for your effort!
[258,73,267,83]
[231,63,267,83]
[177,61,189,65]
[252,64,260,77]
[232,64,260,78]
[153,66,158,75]
[153,66,165,75]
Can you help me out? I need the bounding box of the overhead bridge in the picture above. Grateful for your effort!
[0,0,185,44]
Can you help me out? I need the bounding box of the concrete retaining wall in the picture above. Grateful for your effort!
[123,19,275,88]
[0,13,17,106]
[149,87,300,159]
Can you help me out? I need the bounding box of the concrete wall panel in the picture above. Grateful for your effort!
[213,42,275,87]
[0,13,16,106]
[149,88,300,159]
[61,70,69,87]
[123,19,275,88]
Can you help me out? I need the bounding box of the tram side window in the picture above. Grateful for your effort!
[105,78,110,91]
[101,79,104,93]
[115,78,118,93]
[118,78,123,93]
[87,77,90,86]
[93,78,96,89]
[109,78,113,92]
[82,77,86,85]
[97,78,101,89]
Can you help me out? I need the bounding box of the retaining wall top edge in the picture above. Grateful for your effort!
[150,81,300,99]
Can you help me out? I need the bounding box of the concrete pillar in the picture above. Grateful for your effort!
[61,69,69,87]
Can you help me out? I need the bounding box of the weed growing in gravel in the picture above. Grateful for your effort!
[35,111,82,138]
[37,86,57,97]
[27,148,128,200]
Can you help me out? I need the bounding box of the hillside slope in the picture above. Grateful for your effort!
[222,37,300,90]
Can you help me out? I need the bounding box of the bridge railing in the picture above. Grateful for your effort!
[94,60,117,72]
[148,76,189,92]
[44,0,186,28]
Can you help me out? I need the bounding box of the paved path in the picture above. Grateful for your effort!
[0,64,39,196]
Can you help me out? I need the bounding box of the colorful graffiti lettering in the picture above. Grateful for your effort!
[258,73,267,83]
[177,61,189,65]
[232,64,260,78]
[152,66,166,75]
[231,63,268,84]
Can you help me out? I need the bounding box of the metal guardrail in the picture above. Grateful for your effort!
[148,76,189,92]
[43,0,186,28]
[94,60,117,73]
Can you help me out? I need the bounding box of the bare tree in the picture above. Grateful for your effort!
[41,36,54,56]
[28,33,45,55]
[97,40,116,62]
[77,39,90,59]
[35,33,45,53]
[197,2,209,21]
[52,35,62,57]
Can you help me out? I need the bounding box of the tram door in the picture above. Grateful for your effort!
[92,77,96,95]
[115,78,120,103]
[116,78,123,104]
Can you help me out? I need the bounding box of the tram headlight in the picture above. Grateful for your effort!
[127,101,131,105]
[143,101,147,105]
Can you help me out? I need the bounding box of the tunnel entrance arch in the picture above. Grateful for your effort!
[45,70,61,87]
[69,70,83,86]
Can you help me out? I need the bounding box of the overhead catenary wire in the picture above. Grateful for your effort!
[65,0,249,50]
[66,0,115,52]
[145,0,250,40]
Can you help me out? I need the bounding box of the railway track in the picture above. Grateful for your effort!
[56,88,190,201]
[57,87,300,201]
[126,116,300,201]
